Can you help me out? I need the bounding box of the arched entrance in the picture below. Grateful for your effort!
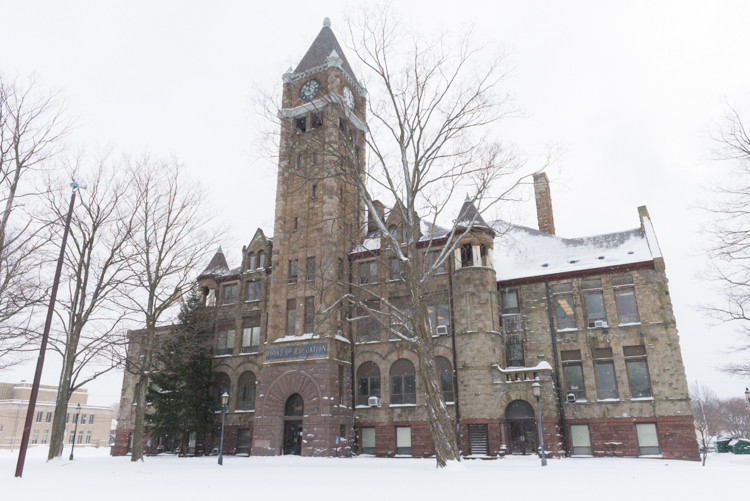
[505,400,537,455]
[283,393,304,456]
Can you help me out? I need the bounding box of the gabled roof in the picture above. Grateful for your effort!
[294,19,359,85]
[198,247,229,278]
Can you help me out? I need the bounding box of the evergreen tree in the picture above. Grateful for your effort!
[146,288,216,455]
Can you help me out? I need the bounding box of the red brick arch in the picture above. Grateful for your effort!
[261,370,322,417]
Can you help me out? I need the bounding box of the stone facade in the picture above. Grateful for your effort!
[115,19,699,462]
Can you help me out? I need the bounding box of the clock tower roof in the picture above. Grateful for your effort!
[293,19,359,86]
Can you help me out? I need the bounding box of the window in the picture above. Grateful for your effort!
[561,350,586,401]
[246,281,262,302]
[612,275,640,324]
[551,283,576,330]
[427,303,450,336]
[89,414,95,425]
[435,356,454,403]
[361,427,376,455]
[357,300,380,343]
[593,348,618,400]
[222,284,237,305]
[294,217,299,231]
[388,296,414,340]
[312,184,317,199]
[480,244,490,267]
[311,113,322,129]
[286,299,297,337]
[247,252,255,270]
[338,365,344,405]
[86,431,92,444]
[81,414,87,424]
[388,225,398,242]
[257,251,265,269]
[296,117,306,133]
[73,412,79,424]
[306,256,316,281]
[359,261,377,285]
[242,316,261,353]
[390,258,403,281]
[396,426,412,455]
[32,430,39,444]
[237,429,251,455]
[213,373,231,408]
[217,328,235,356]
[304,296,315,333]
[460,243,474,267]
[237,371,256,411]
[357,361,381,406]
[425,250,446,274]
[390,359,416,405]
[500,290,520,315]
[636,423,660,455]
[312,150,319,164]
[77,430,84,444]
[66,413,70,424]
[288,259,298,284]
[582,279,606,327]
[42,430,49,444]
[46,411,52,423]
[69,430,75,444]
[36,411,42,423]
[624,345,652,398]
[570,424,592,456]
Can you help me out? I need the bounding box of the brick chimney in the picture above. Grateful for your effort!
[533,172,555,235]
[368,200,385,233]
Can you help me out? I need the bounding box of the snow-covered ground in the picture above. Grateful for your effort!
[2,447,748,500]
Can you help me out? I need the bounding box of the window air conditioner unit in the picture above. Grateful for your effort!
[435,325,449,336]
[566,393,576,403]
[368,396,381,407]
[593,320,608,328]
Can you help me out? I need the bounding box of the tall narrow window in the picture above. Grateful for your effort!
[242,316,261,353]
[237,371,257,411]
[390,359,416,405]
[357,361,381,406]
[551,283,576,330]
[425,250,446,274]
[46,412,52,423]
[435,356,454,403]
[32,430,39,444]
[288,259,298,284]
[42,430,49,444]
[427,303,450,336]
[359,261,377,285]
[312,150,319,164]
[338,364,344,405]
[247,252,256,271]
[257,251,265,269]
[306,256,316,281]
[460,243,474,267]
[570,425,592,456]
[222,284,237,305]
[396,427,412,456]
[85,431,92,444]
[217,328,235,356]
[296,153,303,168]
[304,296,315,333]
[89,414,95,425]
[388,225,398,242]
[612,275,640,324]
[593,348,618,400]
[561,350,586,401]
[36,411,42,423]
[312,184,317,199]
[624,345,652,398]
[81,414,87,424]
[286,299,297,337]
[294,217,299,231]
[390,258,402,281]
[361,427,376,455]
[500,290,520,314]
[246,281,262,302]
[77,431,84,444]
[582,279,606,327]
[357,300,380,343]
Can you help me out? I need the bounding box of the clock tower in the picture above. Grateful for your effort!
[251,18,367,457]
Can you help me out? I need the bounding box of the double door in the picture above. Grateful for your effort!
[283,420,303,456]
[508,419,537,455]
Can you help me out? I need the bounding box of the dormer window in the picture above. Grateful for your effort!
[247,252,256,271]
[257,251,265,269]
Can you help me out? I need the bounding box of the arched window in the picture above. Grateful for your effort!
[213,373,231,408]
[505,400,535,419]
[389,225,398,241]
[285,393,304,417]
[390,358,416,405]
[247,252,255,271]
[257,251,265,269]
[237,371,256,411]
[357,362,381,406]
[435,356,454,403]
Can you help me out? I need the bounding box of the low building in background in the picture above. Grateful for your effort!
[0,382,113,449]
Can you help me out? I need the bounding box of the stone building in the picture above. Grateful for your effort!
[114,19,698,460]
[0,382,113,449]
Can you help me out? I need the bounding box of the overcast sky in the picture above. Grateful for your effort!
[2,1,749,405]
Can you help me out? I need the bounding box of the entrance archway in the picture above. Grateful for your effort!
[283,393,304,455]
[505,400,536,455]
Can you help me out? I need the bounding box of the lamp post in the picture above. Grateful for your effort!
[69,403,82,460]
[218,392,229,466]
[531,381,548,467]
[15,181,86,478]
[745,388,749,405]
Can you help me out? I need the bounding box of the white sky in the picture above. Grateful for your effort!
[2,1,749,405]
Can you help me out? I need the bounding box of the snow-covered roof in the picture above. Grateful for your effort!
[198,247,229,278]
[350,219,452,255]
[491,221,655,282]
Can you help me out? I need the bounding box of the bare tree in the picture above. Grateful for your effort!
[718,397,750,438]
[122,155,221,462]
[43,153,136,459]
[0,73,70,368]
[690,382,721,465]
[258,6,543,467]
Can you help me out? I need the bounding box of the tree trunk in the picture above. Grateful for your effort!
[130,372,148,461]
[47,354,75,460]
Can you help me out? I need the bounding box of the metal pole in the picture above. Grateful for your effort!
[15,188,77,478]
[218,405,226,466]
[69,407,80,460]
[535,394,547,466]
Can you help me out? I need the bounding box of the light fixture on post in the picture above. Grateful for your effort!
[69,403,82,460]
[218,391,229,466]
[745,387,749,405]
[15,180,86,477]
[531,380,548,467]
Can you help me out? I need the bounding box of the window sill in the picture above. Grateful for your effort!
[214,354,233,358]
[233,410,255,413]
[630,397,654,401]
[244,300,261,304]
[556,328,578,333]
[238,351,260,356]
[355,404,377,409]
[618,322,641,327]
[597,398,620,402]
[389,403,417,408]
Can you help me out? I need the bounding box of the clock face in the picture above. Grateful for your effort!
[343,86,355,110]
[299,79,320,101]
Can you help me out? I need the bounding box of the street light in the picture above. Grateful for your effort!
[745,387,749,405]
[15,181,86,478]
[531,381,548,467]
[69,403,82,460]
[218,392,229,466]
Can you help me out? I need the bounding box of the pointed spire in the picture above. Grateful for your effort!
[293,20,359,85]
[456,197,490,230]
[199,246,229,278]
